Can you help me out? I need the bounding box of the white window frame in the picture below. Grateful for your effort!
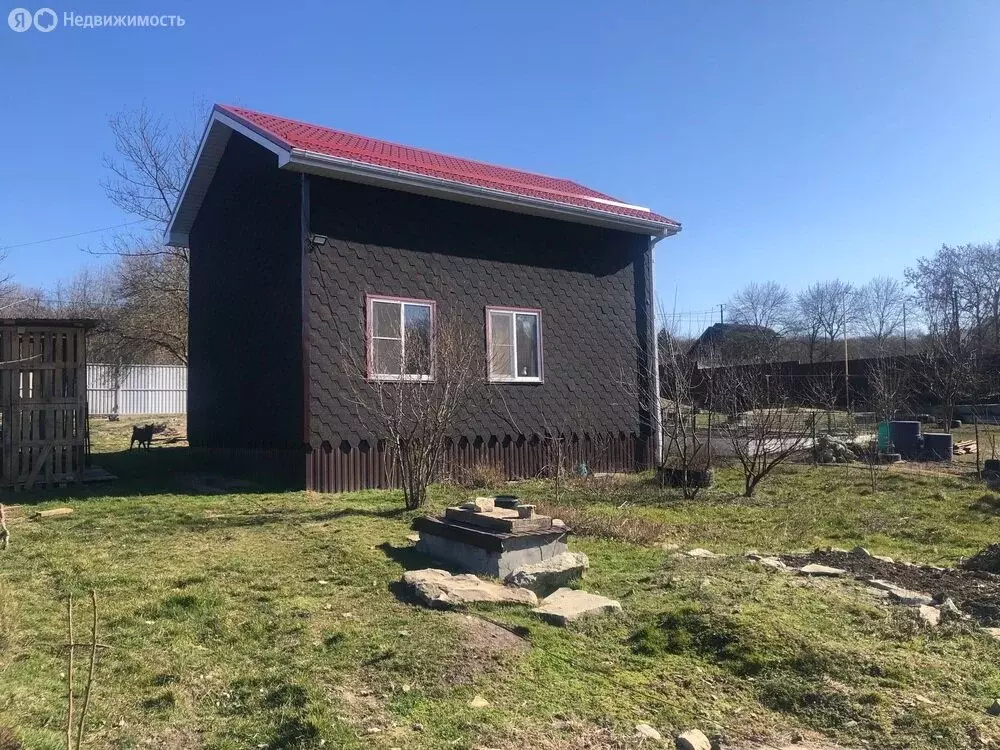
[486,306,543,383]
[366,295,436,382]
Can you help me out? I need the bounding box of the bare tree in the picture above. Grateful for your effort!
[343,314,484,509]
[794,280,852,362]
[94,102,202,364]
[855,276,906,347]
[915,334,981,432]
[658,330,710,499]
[716,366,815,497]
[859,352,913,491]
[727,281,792,331]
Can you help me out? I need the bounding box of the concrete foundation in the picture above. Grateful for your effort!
[413,515,569,578]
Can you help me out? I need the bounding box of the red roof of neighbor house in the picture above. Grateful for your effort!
[216,104,678,229]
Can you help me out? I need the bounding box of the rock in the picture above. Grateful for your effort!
[814,434,857,464]
[758,556,790,571]
[675,728,711,750]
[660,542,680,551]
[635,723,662,742]
[982,627,1000,640]
[505,552,589,595]
[552,518,566,528]
[887,588,934,607]
[988,699,1000,717]
[401,569,537,609]
[532,587,622,626]
[686,548,722,559]
[873,554,895,564]
[411,722,424,731]
[516,504,536,519]
[868,579,934,606]
[469,695,490,708]
[939,598,962,619]
[472,496,496,512]
[406,533,420,543]
[797,564,846,577]
[918,604,941,628]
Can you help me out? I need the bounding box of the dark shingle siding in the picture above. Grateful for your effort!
[306,176,654,450]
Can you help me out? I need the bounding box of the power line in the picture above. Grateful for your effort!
[0,220,146,252]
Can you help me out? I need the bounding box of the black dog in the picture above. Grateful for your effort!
[129,425,155,451]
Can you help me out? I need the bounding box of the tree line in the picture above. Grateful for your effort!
[722,241,1000,367]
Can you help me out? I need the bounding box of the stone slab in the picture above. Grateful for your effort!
[798,564,847,577]
[505,552,589,595]
[413,515,569,552]
[444,506,552,533]
[867,579,934,606]
[401,568,537,609]
[532,587,621,626]
[415,524,568,578]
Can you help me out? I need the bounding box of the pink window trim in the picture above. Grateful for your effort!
[365,294,437,381]
[485,305,544,383]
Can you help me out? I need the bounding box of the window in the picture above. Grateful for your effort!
[487,307,542,382]
[367,296,434,380]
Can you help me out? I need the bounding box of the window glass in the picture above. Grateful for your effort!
[487,308,541,381]
[515,313,539,378]
[373,337,402,375]
[489,311,514,379]
[372,301,401,338]
[369,298,433,379]
[404,304,432,375]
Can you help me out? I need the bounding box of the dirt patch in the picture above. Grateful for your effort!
[779,550,1000,626]
[442,612,530,686]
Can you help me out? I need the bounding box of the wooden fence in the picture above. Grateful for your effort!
[0,320,92,490]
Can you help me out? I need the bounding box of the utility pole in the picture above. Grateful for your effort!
[718,304,725,325]
[902,302,907,354]
[843,292,850,411]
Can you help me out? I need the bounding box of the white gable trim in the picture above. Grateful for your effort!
[165,109,291,247]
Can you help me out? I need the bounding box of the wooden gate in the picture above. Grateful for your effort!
[0,319,93,490]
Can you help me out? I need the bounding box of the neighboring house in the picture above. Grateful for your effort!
[687,322,781,367]
[167,104,680,491]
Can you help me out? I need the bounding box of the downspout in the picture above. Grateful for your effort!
[649,232,673,466]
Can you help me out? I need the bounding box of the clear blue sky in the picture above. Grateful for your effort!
[2,1,998,334]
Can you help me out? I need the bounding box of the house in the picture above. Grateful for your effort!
[687,322,782,367]
[166,105,680,491]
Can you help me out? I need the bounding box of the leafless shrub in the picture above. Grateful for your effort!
[716,367,815,497]
[659,331,711,499]
[535,502,669,546]
[343,314,485,509]
[456,461,507,490]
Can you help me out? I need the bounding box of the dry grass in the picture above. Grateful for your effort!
[453,461,508,490]
[535,501,670,546]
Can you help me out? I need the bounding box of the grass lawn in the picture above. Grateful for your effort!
[2,418,1000,748]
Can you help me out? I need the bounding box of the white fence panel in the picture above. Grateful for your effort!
[88,364,187,415]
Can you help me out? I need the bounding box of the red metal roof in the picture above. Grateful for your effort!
[216,104,678,229]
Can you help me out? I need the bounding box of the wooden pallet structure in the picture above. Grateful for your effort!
[0,319,95,491]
